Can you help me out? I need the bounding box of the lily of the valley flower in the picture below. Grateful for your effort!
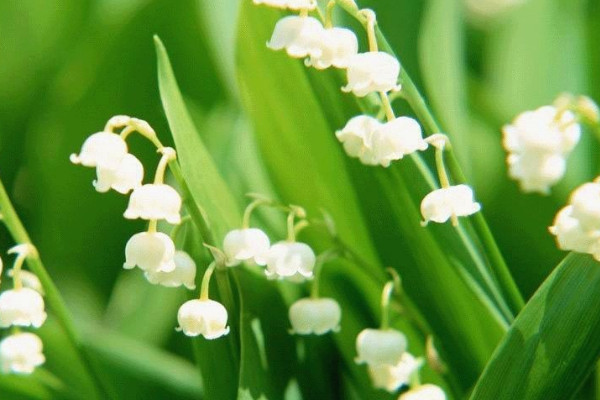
[420,185,481,225]
[342,52,401,97]
[124,232,176,273]
[399,384,446,400]
[355,328,407,366]
[145,250,197,290]
[265,241,316,280]
[336,115,381,165]
[368,352,422,393]
[305,27,359,70]
[94,153,144,194]
[70,132,128,170]
[0,333,45,375]
[371,117,428,167]
[124,184,182,224]
[267,16,324,59]
[177,299,230,339]
[289,297,341,335]
[223,228,270,266]
[253,0,317,10]
[7,270,43,295]
[0,288,47,328]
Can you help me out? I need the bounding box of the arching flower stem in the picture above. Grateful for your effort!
[199,262,218,301]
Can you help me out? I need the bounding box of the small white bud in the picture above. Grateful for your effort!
[368,352,421,392]
[336,115,381,166]
[177,299,230,339]
[267,16,324,59]
[94,153,144,194]
[305,27,359,70]
[223,228,270,266]
[124,184,182,224]
[399,384,446,400]
[264,241,316,281]
[289,297,341,335]
[7,270,44,295]
[420,185,481,224]
[124,232,176,273]
[0,288,47,328]
[0,333,45,375]
[342,52,401,97]
[105,115,131,130]
[145,250,197,290]
[425,133,449,150]
[70,132,128,170]
[355,328,407,366]
[253,0,317,11]
[371,117,428,167]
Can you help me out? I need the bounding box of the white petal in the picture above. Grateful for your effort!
[124,232,176,273]
[343,52,400,97]
[0,288,47,328]
[265,242,316,281]
[0,332,45,375]
[223,228,270,266]
[177,299,230,339]
[306,27,358,69]
[289,297,341,335]
[267,16,324,58]
[421,185,481,224]
[94,154,144,194]
[355,328,407,366]
[371,117,427,166]
[399,384,446,400]
[70,132,128,169]
[145,250,197,289]
[124,184,182,224]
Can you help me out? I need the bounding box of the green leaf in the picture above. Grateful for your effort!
[470,253,600,400]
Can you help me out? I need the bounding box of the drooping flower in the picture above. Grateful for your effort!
[267,16,324,59]
[177,299,230,339]
[0,288,47,328]
[567,182,600,232]
[420,185,481,224]
[124,184,182,224]
[0,333,45,375]
[124,232,176,273]
[342,52,401,97]
[371,117,428,167]
[368,352,422,392]
[93,153,144,194]
[305,27,359,70]
[289,297,341,335]
[253,0,317,11]
[70,132,128,170]
[399,384,446,400]
[335,115,381,165]
[549,206,599,255]
[145,250,197,290]
[355,328,407,366]
[264,241,316,280]
[223,228,270,266]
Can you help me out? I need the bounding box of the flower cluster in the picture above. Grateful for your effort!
[0,245,46,375]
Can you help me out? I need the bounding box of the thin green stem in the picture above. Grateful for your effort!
[379,280,394,330]
[148,219,158,233]
[10,252,27,290]
[242,198,269,229]
[287,210,297,242]
[325,0,336,28]
[154,148,176,185]
[199,262,217,301]
[380,92,396,121]
[0,177,113,399]
[362,9,378,52]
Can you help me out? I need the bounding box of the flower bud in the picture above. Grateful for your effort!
[124,184,182,224]
[177,299,230,339]
[0,333,45,375]
[421,185,481,224]
[145,250,197,290]
[264,241,316,281]
[70,132,128,170]
[7,270,44,295]
[355,328,407,366]
[267,16,324,59]
[124,232,176,273]
[289,297,341,335]
[368,352,421,392]
[342,52,401,97]
[0,288,47,328]
[371,117,428,167]
[399,384,446,400]
[305,27,358,70]
[223,228,270,266]
[94,154,144,194]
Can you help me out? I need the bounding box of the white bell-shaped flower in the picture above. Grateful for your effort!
[306,27,359,70]
[264,241,316,280]
[371,117,428,167]
[94,154,144,194]
[399,384,446,400]
[267,16,324,58]
[355,328,407,366]
[336,115,381,165]
[507,153,566,194]
[253,0,316,10]
[70,132,128,170]
[567,182,600,232]
[145,250,197,290]
[289,297,341,335]
[342,52,401,97]
[549,206,600,255]
[124,184,182,224]
[0,288,47,328]
[0,333,45,375]
[368,352,421,392]
[124,232,176,273]
[7,270,43,295]
[177,299,230,339]
[421,185,481,224]
[223,228,270,267]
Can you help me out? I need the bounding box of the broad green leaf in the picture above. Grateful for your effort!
[470,253,600,400]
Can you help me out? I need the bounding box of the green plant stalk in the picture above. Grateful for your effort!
[334,0,524,314]
[0,176,112,400]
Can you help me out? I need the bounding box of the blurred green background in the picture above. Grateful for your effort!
[0,0,599,398]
